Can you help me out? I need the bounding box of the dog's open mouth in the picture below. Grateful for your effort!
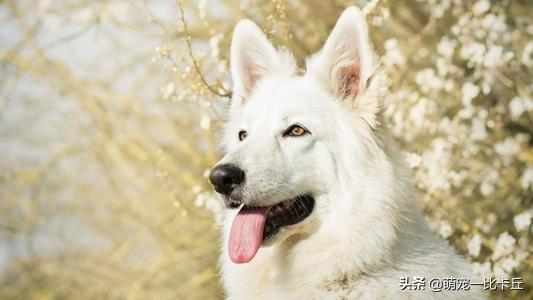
[228,195,314,264]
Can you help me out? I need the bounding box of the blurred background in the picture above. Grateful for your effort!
[0,0,531,299]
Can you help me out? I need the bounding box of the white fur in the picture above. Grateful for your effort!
[215,7,485,299]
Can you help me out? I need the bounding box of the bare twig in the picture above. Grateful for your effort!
[176,0,232,99]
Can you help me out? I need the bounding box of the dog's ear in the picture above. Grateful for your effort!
[230,19,296,109]
[310,7,376,100]
[308,7,381,126]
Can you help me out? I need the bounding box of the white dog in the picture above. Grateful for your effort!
[209,6,485,299]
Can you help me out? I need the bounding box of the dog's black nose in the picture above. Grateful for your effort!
[209,164,245,195]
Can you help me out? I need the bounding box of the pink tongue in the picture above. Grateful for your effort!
[228,207,269,264]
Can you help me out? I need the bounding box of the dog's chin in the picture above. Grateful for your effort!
[251,194,315,245]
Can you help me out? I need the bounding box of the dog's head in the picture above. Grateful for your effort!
[210,7,384,264]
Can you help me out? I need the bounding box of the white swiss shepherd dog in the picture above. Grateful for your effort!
[208,6,485,300]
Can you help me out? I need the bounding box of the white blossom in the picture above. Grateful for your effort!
[521,41,533,67]
[521,167,533,190]
[468,234,482,257]
[509,96,533,119]
[437,37,456,59]
[470,116,487,140]
[438,222,453,238]
[382,39,405,67]
[419,138,453,191]
[406,152,422,169]
[482,45,504,68]
[513,211,531,232]
[472,0,490,16]
[481,14,507,34]
[198,0,207,18]
[494,137,520,166]
[460,42,485,67]
[492,231,516,261]
[191,185,202,194]
[415,68,446,93]
[480,170,498,196]
[209,34,224,59]
[161,83,175,99]
[493,255,519,278]
[461,82,479,107]
[199,114,211,129]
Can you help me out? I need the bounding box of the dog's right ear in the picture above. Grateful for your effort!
[307,7,381,128]
[309,7,377,101]
[230,20,295,109]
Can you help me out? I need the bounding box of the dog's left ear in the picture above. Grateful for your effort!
[230,19,297,109]
[308,7,381,127]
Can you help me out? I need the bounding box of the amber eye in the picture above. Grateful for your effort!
[238,130,247,141]
[284,125,308,137]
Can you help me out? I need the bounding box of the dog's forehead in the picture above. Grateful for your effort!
[242,75,327,120]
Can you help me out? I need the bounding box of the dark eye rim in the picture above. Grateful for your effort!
[283,124,310,137]
[238,130,247,141]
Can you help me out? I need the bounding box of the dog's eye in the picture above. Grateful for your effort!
[284,125,309,137]
[238,130,247,141]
